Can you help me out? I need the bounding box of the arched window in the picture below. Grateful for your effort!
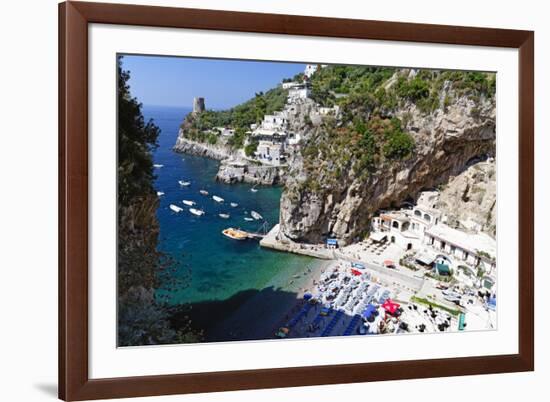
[414,210,421,217]
[392,221,399,229]
[423,213,431,222]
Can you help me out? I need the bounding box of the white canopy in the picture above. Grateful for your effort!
[370,232,387,242]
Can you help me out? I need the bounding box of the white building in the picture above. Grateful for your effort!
[213,127,235,137]
[288,87,311,101]
[256,140,285,165]
[304,64,319,78]
[370,212,422,251]
[282,81,302,89]
[423,224,496,282]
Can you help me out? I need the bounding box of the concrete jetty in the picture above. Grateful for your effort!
[260,224,334,260]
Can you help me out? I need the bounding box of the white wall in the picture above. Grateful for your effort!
[0,0,547,401]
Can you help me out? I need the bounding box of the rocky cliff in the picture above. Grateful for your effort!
[279,69,496,244]
[437,158,496,236]
[216,159,285,185]
[174,133,237,160]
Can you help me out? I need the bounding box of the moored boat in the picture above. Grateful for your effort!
[153,164,164,168]
[169,204,183,213]
[189,208,205,216]
[219,213,230,219]
[182,200,195,206]
[212,195,224,203]
[178,180,191,186]
[250,188,258,193]
[199,189,209,195]
[251,210,263,220]
[230,202,238,207]
[157,191,165,197]
[244,217,254,221]
[222,227,248,240]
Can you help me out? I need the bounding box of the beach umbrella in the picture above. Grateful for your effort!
[382,299,400,315]
[383,260,395,268]
[303,293,313,300]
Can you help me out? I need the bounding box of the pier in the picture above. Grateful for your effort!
[260,224,334,259]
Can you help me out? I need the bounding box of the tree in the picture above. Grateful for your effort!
[117,56,160,207]
[117,56,199,346]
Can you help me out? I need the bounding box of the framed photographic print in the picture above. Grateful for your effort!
[59,1,534,400]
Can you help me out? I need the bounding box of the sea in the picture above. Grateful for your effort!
[143,105,316,337]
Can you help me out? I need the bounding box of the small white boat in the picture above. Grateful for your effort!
[178,180,191,186]
[182,200,195,206]
[219,213,230,219]
[212,195,224,203]
[189,208,205,216]
[230,202,238,207]
[244,217,254,221]
[153,164,164,168]
[250,188,258,193]
[251,210,263,220]
[199,189,209,196]
[157,191,165,197]
[169,204,183,213]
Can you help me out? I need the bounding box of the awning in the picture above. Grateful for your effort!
[326,238,338,246]
[382,299,401,315]
[416,252,436,265]
[362,304,377,319]
[369,232,387,242]
[435,262,451,275]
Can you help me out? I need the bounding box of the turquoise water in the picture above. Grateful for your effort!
[144,105,314,307]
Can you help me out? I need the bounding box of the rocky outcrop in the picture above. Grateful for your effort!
[280,89,496,244]
[216,159,285,185]
[173,133,238,161]
[436,158,496,236]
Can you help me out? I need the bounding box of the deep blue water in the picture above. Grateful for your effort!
[143,105,314,306]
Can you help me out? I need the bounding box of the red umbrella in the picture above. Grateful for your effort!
[351,269,362,276]
[384,260,394,266]
[382,299,400,315]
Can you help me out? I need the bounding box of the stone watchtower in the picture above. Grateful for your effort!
[193,97,205,114]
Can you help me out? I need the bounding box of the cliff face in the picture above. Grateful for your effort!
[437,159,496,236]
[216,160,285,185]
[280,80,496,244]
[174,134,237,160]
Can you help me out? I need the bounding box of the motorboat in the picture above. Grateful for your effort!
[219,213,230,219]
[212,195,224,203]
[169,204,183,213]
[156,191,165,197]
[250,188,258,193]
[222,227,248,240]
[199,189,209,195]
[182,200,195,206]
[178,180,191,186]
[230,202,238,207]
[250,210,263,220]
[189,208,205,216]
[244,217,254,222]
[153,164,164,168]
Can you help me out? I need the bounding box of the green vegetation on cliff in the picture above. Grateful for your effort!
[183,86,288,132]
[310,65,496,116]
[299,66,495,193]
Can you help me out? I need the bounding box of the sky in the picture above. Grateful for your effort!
[121,55,306,110]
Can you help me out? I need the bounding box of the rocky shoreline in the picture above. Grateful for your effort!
[173,133,285,186]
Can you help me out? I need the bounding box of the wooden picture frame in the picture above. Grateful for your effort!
[59,1,534,400]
